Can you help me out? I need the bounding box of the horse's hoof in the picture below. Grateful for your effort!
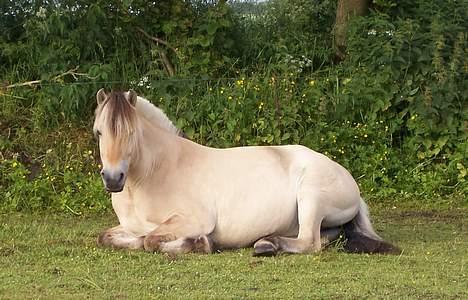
[192,235,213,254]
[253,240,278,257]
[143,235,163,252]
[97,231,113,248]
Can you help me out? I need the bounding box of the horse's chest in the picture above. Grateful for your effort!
[112,187,170,236]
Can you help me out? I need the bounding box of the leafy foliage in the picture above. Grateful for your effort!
[0,0,466,212]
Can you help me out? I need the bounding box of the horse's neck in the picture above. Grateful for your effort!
[135,96,179,136]
[128,119,179,185]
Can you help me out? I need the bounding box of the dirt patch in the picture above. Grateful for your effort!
[379,209,468,222]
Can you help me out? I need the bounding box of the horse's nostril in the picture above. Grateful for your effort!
[119,172,124,181]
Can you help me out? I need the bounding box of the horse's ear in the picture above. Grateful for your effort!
[127,90,138,107]
[96,88,108,106]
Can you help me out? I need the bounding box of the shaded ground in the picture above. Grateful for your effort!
[0,206,466,299]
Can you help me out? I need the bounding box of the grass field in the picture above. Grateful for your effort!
[1,204,467,299]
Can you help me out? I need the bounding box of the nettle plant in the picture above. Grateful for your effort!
[340,7,467,196]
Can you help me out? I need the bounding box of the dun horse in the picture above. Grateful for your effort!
[93,89,400,256]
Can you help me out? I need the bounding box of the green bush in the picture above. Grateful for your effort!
[0,0,466,213]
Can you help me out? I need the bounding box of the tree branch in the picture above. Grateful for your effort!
[159,51,176,76]
[3,66,96,89]
[136,27,177,54]
[137,27,178,76]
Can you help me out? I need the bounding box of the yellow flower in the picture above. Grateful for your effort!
[228,96,233,100]
[12,161,18,168]
[309,80,315,86]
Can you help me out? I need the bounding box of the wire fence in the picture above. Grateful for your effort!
[2,74,328,89]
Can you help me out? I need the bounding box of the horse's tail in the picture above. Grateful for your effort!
[343,198,401,255]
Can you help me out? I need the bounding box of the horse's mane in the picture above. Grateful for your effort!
[98,91,137,138]
[130,93,181,136]
[97,91,181,138]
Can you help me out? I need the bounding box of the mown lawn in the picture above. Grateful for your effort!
[0,204,466,299]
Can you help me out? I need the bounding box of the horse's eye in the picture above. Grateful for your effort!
[95,130,101,139]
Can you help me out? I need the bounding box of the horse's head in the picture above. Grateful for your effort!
[93,89,140,192]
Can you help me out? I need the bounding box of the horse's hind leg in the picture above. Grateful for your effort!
[254,192,323,256]
[97,225,144,249]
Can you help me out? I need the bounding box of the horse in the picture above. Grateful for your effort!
[93,89,400,256]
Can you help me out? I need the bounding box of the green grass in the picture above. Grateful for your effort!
[1,205,467,299]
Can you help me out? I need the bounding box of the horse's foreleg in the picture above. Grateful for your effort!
[97,225,144,249]
[155,235,213,254]
[143,214,214,254]
[254,194,323,256]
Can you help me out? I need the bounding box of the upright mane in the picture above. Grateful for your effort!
[130,93,181,136]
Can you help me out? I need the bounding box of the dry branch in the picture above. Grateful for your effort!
[3,66,95,89]
[137,27,178,76]
[136,27,177,54]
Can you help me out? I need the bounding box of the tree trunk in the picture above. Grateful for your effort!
[334,0,370,61]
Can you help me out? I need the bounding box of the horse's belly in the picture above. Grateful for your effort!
[211,191,299,248]
[321,205,359,228]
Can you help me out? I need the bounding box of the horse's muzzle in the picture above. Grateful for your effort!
[105,184,124,193]
[101,169,126,193]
